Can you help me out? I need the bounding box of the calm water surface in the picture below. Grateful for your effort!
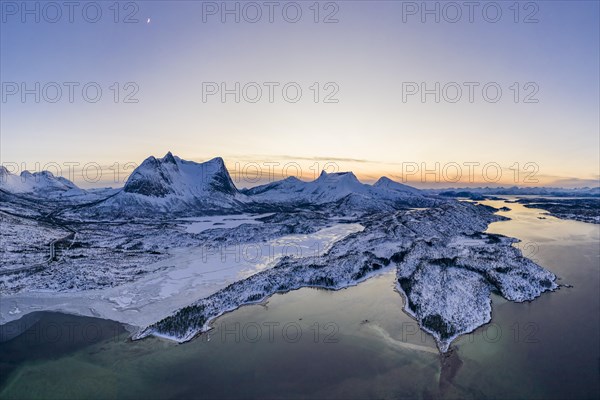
[1,199,598,399]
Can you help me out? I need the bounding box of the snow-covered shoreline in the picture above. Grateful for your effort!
[134,203,558,352]
[0,222,362,328]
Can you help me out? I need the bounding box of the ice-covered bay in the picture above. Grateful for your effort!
[0,223,362,328]
[180,213,273,233]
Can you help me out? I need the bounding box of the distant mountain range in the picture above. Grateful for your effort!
[1,153,437,218]
[0,165,83,197]
[242,169,427,207]
[1,153,598,219]
[427,186,600,199]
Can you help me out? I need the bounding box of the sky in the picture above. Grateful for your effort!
[1,0,599,188]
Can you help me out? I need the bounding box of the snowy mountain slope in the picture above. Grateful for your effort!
[373,176,422,195]
[0,166,84,198]
[77,153,250,218]
[0,188,53,217]
[244,171,369,203]
[244,170,437,210]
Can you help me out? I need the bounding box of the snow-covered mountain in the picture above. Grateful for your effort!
[373,176,422,195]
[2,154,441,218]
[244,170,436,210]
[245,171,368,203]
[81,152,249,218]
[0,166,84,198]
[123,152,240,198]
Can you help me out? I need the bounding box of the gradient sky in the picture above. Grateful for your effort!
[1,0,599,188]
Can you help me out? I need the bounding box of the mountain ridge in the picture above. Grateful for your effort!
[0,153,438,217]
[0,167,82,197]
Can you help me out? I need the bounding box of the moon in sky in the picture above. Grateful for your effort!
[147,18,151,24]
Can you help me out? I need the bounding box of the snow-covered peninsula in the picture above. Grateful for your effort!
[1,153,560,352]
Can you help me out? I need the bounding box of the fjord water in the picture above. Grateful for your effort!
[0,199,598,399]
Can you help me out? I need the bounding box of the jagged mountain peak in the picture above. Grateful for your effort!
[141,151,181,166]
[243,167,433,211]
[124,153,238,198]
[245,169,371,205]
[138,155,159,169]
[22,170,56,179]
[88,153,250,217]
[160,151,177,165]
